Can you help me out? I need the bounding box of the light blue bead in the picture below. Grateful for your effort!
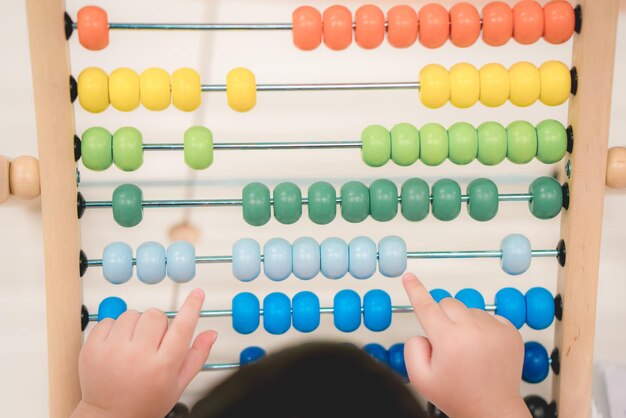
[389,343,408,381]
[455,288,486,310]
[525,287,555,330]
[495,287,526,329]
[363,289,392,332]
[320,237,349,279]
[349,236,377,279]
[232,238,261,282]
[333,289,361,332]
[136,242,166,285]
[240,346,266,365]
[522,342,550,383]
[263,292,291,335]
[166,241,196,283]
[102,242,133,284]
[500,234,532,275]
[292,237,320,280]
[430,289,452,302]
[363,343,389,364]
[292,291,320,333]
[378,236,407,277]
[232,292,260,334]
[98,296,127,321]
[263,238,292,281]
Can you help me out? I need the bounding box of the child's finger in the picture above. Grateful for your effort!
[107,310,141,341]
[86,318,115,342]
[438,298,471,323]
[404,335,434,392]
[177,330,218,392]
[160,289,205,363]
[402,273,450,338]
[132,308,169,350]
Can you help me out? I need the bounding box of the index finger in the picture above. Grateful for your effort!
[159,288,205,363]
[402,273,451,338]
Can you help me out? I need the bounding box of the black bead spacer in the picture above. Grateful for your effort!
[554,294,563,321]
[549,401,558,418]
[574,5,583,34]
[74,135,81,162]
[77,192,86,219]
[79,250,88,276]
[550,348,560,375]
[566,126,574,154]
[561,183,570,210]
[70,76,78,103]
[165,403,190,418]
[557,239,566,267]
[64,12,74,40]
[81,305,89,331]
[570,67,578,96]
[524,395,557,418]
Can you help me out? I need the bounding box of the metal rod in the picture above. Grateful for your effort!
[108,23,293,30]
[142,141,362,151]
[201,82,420,93]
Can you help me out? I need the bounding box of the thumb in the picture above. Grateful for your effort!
[404,335,433,393]
[176,330,218,392]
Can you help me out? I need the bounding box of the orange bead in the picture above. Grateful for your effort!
[76,6,109,51]
[323,5,353,51]
[355,5,385,49]
[513,1,544,45]
[387,5,418,48]
[449,3,480,48]
[292,6,323,51]
[544,1,575,44]
[418,4,449,48]
[482,2,513,46]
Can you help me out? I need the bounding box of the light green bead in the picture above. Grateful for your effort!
[420,123,448,166]
[536,120,567,164]
[477,122,507,166]
[448,122,478,165]
[507,121,537,164]
[391,123,419,166]
[184,126,214,170]
[369,179,398,222]
[112,184,143,228]
[112,127,143,171]
[361,125,391,167]
[273,182,302,225]
[82,127,113,171]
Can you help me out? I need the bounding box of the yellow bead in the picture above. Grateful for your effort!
[539,61,571,106]
[109,68,140,112]
[171,68,201,112]
[226,68,257,112]
[509,62,540,107]
[449,63,479,108]
[419,64,450,109]
[77,67,109,113]
[140,68,171,111]
[479,63,510,107]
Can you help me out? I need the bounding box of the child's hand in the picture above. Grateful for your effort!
[401,273,531,418]
[71,289,217,418]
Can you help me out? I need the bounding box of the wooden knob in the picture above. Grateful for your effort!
[9,156,41,200]
[606,147,626,190]
[0,156,10,204]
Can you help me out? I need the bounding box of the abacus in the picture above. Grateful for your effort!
[4,1,621,417]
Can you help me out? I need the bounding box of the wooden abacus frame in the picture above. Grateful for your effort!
[23,1,619,417]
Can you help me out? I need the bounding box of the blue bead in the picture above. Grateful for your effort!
[333,289,361,332]
[136,242,166,285]
[389,343,408,381]
[363,289,392,332]
[102,242,133,284]
[263,292,291,335]
[292,291,320,333]
[455,288,486,310]
[292,237,320,280]
[349,236,377,279]
[430,289,452,303]
[232,292,260,334]
[378,236,407,278]
[495,288,526,329]
[166,241,196,283]
[363,343,389,365]
[232,238,261,282]
[240,346,266,365]
[522,341,550,383]
[97,297,127,321]
[525,287,555,330]
[263,238,292,281]
[320,237,349,279]
[500,234,532,275]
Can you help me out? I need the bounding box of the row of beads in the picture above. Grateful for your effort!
[293,1,575,50]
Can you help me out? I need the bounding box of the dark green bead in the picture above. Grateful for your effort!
[432,179,461,221]
[242,182,271,226]
[341,181,370,223]
[273,182,302,224]
[369,179,398,222]
[529,177,563,219]
[467,178,499,222]
[307,182,337,225]
[401,178,430,221]
[112,184,143,228]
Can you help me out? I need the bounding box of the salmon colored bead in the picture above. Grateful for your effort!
[419,64,450,109]
[479,63,510,107]
[171,68,201,112]
[512,1,544,45]
[140,68,171,111]
[323,6,353,51]
[227,67,257,112]
[543,1,575,44]
[449,63,479,108]
[419,4,449,49]
[509,62,540,107]
[355,5,385,49]
[387,5,418,48]
[449,3,480,48]
[109,68,140,112]
[292,6,323,51]
[482,2,513,46]
[77,6,109,51]
[539,61,571,106]
[78,67,109,113]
